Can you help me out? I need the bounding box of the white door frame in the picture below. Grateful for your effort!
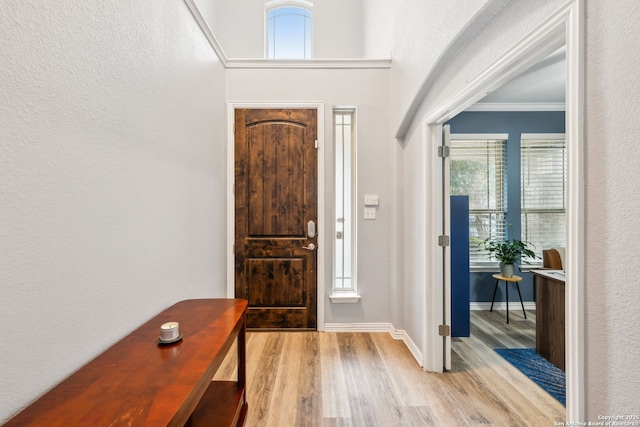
[421,0,584,421]
[226,101,326,331]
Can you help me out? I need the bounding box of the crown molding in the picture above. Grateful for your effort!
[465,102,565,112]
[225,58,392,69]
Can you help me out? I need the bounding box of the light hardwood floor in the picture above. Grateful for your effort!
[215,310,565,426]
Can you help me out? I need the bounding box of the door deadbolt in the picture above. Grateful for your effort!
[307,220,316,238]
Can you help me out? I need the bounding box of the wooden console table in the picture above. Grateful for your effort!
[4,299,248,427]
[532,270,565,371]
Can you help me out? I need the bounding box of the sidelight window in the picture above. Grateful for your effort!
[333,109,357,296]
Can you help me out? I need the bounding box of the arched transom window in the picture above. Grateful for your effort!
[266,0,312,59]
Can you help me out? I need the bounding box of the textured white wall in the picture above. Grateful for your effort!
[226,67,392,324]
[0,0,227,422]
[202,0,366,58]
[205,0,265,58]
[362,0,395,58]
[389,0,491,135]
[584,0,640,417]
[313,0,364,59]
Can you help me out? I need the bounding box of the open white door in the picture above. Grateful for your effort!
[442,125,452,371]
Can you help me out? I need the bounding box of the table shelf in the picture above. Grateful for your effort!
[187,381,247,427]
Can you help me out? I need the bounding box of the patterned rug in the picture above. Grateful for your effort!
[494,348,566,406]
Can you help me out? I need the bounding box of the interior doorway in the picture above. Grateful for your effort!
[422,1,584,420]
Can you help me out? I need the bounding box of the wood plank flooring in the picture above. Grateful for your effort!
[214,310,565,426]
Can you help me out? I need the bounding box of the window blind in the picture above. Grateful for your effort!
[450,138,507,266]
[520,137,566,264]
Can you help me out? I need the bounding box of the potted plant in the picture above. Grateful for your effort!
[480,237,537,277]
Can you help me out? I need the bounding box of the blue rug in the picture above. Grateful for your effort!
[495,348,565,406]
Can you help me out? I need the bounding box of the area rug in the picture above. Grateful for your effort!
[494,348,565,406]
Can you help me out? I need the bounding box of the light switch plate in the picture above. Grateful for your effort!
[364,207,376,219]
[364,195,379,206]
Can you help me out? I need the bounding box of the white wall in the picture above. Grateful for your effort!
[584,0,640,416]
[204,0,265,58]
[389,0,494,135]
[389,0,504,360]
[226,67,392,324]
[202,0,366,59]
[391,0,640,418]
[312,0,364,59]
[362,0,395,58]
[0,0,227,422]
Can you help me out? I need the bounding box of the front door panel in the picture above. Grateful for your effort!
[234,109,318,329]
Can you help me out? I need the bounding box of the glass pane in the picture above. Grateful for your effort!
[267,7,311,59]
[334,111,354,291]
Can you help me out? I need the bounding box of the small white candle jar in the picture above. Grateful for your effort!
[160,322,179,341]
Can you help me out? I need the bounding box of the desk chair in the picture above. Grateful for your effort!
[490,274,527,324]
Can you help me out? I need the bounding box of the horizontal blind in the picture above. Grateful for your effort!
[521,137,566,264]
[450,138,507,265]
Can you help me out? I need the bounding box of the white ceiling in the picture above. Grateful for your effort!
[472,47,566,108]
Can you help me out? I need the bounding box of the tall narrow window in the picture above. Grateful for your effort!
[450,135,508,267]
[266,1,312,59]
[521,134,566,264]
[334,110,356,294]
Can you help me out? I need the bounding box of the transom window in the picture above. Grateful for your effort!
[266,1,312,59]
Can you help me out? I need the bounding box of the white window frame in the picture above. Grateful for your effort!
[449,133,509,271]
[520,133,567,267]
[264,0,313,59]
[330,108,360,303]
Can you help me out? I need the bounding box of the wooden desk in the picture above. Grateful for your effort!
[4,299,248,427]
[532,270,565,371]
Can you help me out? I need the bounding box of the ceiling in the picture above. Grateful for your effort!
[471,47,566,109]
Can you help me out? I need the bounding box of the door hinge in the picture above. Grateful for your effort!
[438,235,450,247]
[438,145,450,158]
[315,139,318,149]
[439,324,450,337]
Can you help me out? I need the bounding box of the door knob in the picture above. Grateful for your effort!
[302,243,316,251]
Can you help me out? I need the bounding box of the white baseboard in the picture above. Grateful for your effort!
[323,322,392,333]
[470,301,536,311]
[390,328,423,366]
[323,322,423,367]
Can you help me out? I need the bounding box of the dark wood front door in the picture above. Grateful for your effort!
[234,109,318,329]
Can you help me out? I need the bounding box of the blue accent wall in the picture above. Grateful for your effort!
[445,111,565,303]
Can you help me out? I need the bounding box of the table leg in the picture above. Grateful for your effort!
[515,282,527,319]
[505,281,509,324]
[490,279,499,312]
